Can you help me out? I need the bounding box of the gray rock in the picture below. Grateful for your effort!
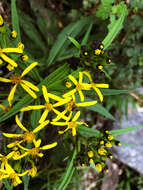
[113,103,143,174]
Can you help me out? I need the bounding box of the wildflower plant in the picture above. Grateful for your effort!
[0,1,142,189]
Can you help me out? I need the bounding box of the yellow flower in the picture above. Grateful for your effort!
[28,166,37,177]
[107,135,114,141]
[105,142,112,148]
[89,159,94,163]
[0,15,4,26]
[66,81,72,88]
[5,163,28,186]
[98,147,107,156]
[11,30,17,39]
[0,46,23,68]
[52,97,97,122]
[7,64,14,71]
[83,71,109,102]
[21,85,71,123]
[3,115,49,147]
[16,139,57,159]
[88,151,94,158]
[17,42,24,50]
[21,54,29,61]
[0,152,14,169]
[51,111,88,136]
[0,62,39,106]
[95,163,103,172]
[63,72,91,102]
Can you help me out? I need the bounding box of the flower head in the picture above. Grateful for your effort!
[51,111,88,136]
[83,71,109,102]
[63,72,91,102]
[0,62,39,105]
[3,115,49,147]
[21,85,71,123]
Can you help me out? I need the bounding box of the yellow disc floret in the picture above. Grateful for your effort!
[23,132,35,143]
[10,74,21,84]
[88,151,94,158]
[11,30,17,39]
[95,163,103,172]
[98,147,107,155]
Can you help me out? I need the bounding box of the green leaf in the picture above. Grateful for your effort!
[0,64,69,122]
[19,11,46,51]
[2,179,13,190]
[11,0,21,42]
[78,125,100,137]
[68,36,81,49]
[81,23,93,45]
[30,98,41,128]
[23,175,30,190]
[101,89,134,96]
[47,16,95,66]
[110,124,143,136]
[57,150,76,190]
[102,2,128,50]
[85,100,116,121]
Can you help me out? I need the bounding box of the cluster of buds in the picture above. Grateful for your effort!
[79,41,112,72]
[74,130,121,173]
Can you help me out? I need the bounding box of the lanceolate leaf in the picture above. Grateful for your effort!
[47,16,95,66]
[57,149,76,190]
[11,0,21,42]
[102,2,128,49]
[110,124,143,136]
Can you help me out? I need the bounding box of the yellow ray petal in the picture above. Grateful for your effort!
[72,127,76,136]
[15,115,28,132]
[53,97,71,107]
[1,53,18,67]
[95,84,109,88]
[78,90,84,102]
[8,84,17,106]
[33,139,41,148]
[7,140,23,148]
[13,153,29,161]
[0,77,11,82]
[17,144,29,151]
[83,71,92,82]
[42,85,49,103]
[33,120,49,133]
[92,86,103,102]
[52,109,68,122]
[51,121,68,126]
[72,111,80,121]
[21,62,38,78]
[2,48,23,53]
[79,72,83,83]
[76,101,97,107]
[20,83,37,99]
[62,89,76,98]
[68,75,78,85]
[21,105,45,111]
[58,127,69,134]
[46,92,63,101]
[18,171,29,177]
[39,109,49,123]
[81,83,91,90]
[40,142,57,150]
[21,80,39,91]
[2,133,23,138]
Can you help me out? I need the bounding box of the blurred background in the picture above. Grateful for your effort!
[1,0,143,189]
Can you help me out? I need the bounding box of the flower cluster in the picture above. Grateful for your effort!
[0,14,115,186]
[74,130,122,173]
[79,40,112,72]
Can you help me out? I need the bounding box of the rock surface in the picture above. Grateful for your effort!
[113,104,143,174]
